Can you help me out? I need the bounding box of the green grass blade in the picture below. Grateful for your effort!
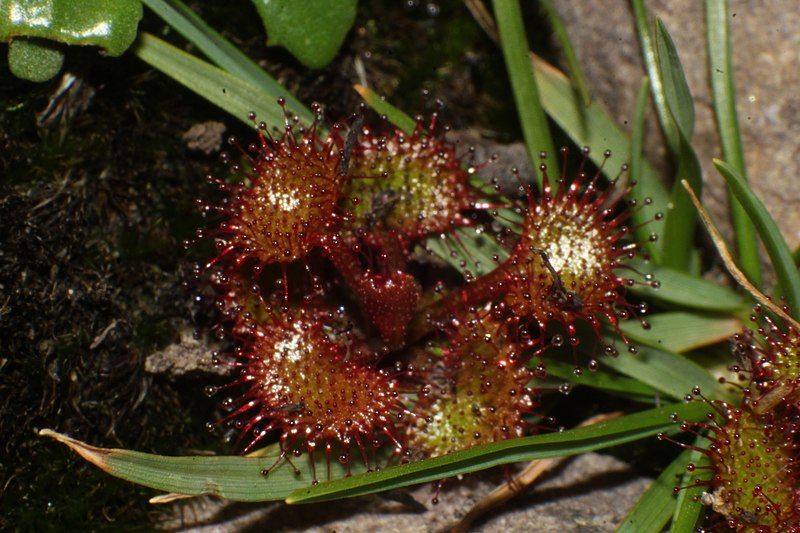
[660,135,703,272]
[492,0,555,188]
[425,227,508,279]
[544,358,658,402]
[532,57,668,260]
[714,159,800,314]
[617,449,690,533]
[705,0,761,287]
[133,33,287,128]
[655,18,702,272]
[628,259,746,313]
[631,0,678,153]
[601,342,729,402]
[141,0,312,123]
[538,0,591,107]
[39,429,365,502]
[655,20,694,139]
[353,84,417,134]
[619,311,741,353]
[669,444,709,532]
[286,402,711,503]
[630,77,650,198]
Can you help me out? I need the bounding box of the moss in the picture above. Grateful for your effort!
[0,52,222,529]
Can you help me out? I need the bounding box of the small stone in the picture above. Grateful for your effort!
[182,121,226,154]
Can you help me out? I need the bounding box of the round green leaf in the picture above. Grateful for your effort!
[252,0,357,69]
[0,0,143,56]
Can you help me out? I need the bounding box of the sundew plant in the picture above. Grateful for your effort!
[27,0,800,530]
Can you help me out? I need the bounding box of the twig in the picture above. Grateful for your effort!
[681,180,800,331]
[449,411,623,532]
[463,0,499,44]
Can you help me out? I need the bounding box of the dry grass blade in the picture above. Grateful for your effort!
[449,411,623,533]
[681,180,800,330]
[149,493,194,504]
[38,429,116,472]
[464,0,499,44]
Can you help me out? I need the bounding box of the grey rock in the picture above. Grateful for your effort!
[449,129,536,193]
[183,121,227,154]
[145,328,226,377]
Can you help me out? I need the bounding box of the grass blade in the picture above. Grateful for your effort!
[544,358,659,402]
[141,0,312,123]
[601,343,729,402]
[618,449,690,533]
[669,444,709,532]
[353,84,417,134]
[133,33,287,128]
[631,0,678,153]
[630,76,650,198]
[627,259,746,313]
[705,0,761,286]
[655,20,694,139]
[618,311,741,353]
[660,134,703,272]
[655,18,702,272]
[287,402,711,503]
[425,226,508,280]
[39,429,366,502]
[538,0,591,107]
[713,159,800,314]
[492,0,555,188]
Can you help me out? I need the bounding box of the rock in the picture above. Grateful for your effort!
[183,121,227,154]
[449,129,535,194]
[145,328,226,377]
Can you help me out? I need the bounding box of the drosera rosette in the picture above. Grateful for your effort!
[496,148,659,349]
[206,302,415,482]
[434,147,659,353]
[407,306,545,459]
[730,304,800,414]
[660,388,800,531]
[194,101,349,303]
[342,109,488,250]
